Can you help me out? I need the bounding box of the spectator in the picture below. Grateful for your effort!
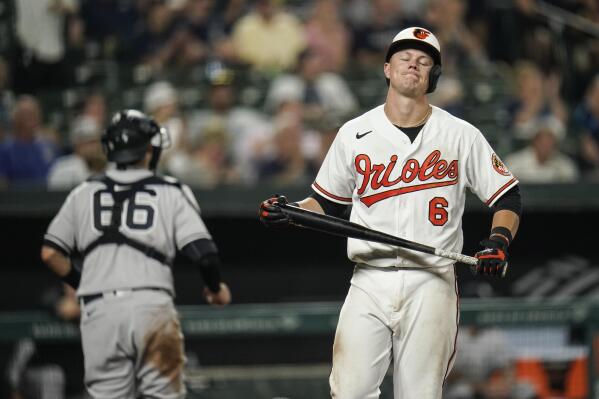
[256,102,320,186]
[12,0,78,94]
[425,0,490,73]
[176,0,216,60]
[214,0,250,35]
[129,0,204,70]
[573,75,599,179]
[505,120,579,183]
[186,65,271,182]
[264,49,358,124]
[80,0,142,60]
[78,91,108,127]
[47,116,106,190]
[167,116,238,188]
[350,0,417,67]
[424,0,490,115]
[314,113,343,165]
[211,0,251,62]
[231,0,306,73]
[506,62,569,141]
[143,81,187,164]
[445,326,531,399]
[303,0,350,73]
[0,96,59,187]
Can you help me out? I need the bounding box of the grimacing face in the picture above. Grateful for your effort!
[385,49,433,97]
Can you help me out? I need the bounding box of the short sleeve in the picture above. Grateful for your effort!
[44,190,78,254]
[465,133,519,207]
[311,131,354,204]
[174,184,212,249]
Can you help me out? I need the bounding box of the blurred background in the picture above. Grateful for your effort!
[0,0,598,398]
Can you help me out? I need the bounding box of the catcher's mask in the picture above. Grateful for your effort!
[385,27,442,93]
[101,109,170,170]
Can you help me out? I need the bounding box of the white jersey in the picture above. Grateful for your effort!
[312,104,518,269]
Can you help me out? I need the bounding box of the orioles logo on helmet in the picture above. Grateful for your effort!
[492,153,511,176]
[413,28,431,40]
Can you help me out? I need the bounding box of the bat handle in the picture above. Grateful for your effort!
[434,248,478,266]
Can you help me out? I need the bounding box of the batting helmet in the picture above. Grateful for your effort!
[385,27,442,93]
[101,109,170,169]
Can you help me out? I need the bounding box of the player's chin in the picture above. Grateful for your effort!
[396,84,425,98]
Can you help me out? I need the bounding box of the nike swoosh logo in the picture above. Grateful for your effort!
[356,130,373,139]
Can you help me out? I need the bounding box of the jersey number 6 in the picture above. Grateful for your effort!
[428,197,448,226]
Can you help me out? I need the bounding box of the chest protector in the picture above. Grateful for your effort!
[82,174,178,266]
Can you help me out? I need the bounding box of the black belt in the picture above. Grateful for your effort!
[80,287,169,306]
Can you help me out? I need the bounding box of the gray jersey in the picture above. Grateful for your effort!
[44,168,211,296]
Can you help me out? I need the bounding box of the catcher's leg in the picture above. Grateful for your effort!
[134,291,186,399]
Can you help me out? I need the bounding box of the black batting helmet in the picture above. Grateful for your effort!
[101,109,170,169]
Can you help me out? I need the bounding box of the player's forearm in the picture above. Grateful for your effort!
[297,197,325,214]
[41,245,72,277]
[491,210,520,241]
[41,245,81,288]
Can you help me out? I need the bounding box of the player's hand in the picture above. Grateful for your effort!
[474,237,509,277]
[55,284,81,321]
[203,283,232,306]
[259,194,290,227]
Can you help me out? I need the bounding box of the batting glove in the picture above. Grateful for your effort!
[259,194,291,227]
[474,236,509,277]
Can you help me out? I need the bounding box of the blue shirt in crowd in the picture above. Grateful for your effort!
[0,138,59,186]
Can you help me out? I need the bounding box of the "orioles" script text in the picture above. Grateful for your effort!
[355,150,459,206]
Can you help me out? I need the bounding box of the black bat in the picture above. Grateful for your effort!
[278,203,479,267]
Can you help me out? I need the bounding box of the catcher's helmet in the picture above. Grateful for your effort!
[101,109,170,169]
[385,27,442,93]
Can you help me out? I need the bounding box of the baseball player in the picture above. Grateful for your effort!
[41,110,232,399]
[260,27,522,399]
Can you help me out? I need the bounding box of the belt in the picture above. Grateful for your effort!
[80,287,168,306]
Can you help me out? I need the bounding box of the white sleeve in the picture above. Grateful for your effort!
[44,191,78,254]
[465,133,519,207]
[311,130,354,204]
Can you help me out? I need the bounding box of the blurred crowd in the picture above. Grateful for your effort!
[0,0,598,190]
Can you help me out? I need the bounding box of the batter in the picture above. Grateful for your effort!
[260,27,522,399]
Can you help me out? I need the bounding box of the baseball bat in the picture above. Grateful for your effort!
[278,203,478,267]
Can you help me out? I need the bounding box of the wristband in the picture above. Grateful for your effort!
[62,267,81,289]
[490,226,512,246]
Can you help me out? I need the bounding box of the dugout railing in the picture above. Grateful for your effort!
[1,298,599,398]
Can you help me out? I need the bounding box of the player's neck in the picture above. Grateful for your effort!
[384,95,431,128]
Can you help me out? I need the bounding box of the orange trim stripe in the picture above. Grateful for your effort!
[443,269,460,385]
[485,177,518,206]
[360,179,458,207]
[313,182,352,202]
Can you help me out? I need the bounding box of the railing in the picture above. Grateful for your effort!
[3,298,599,397]
[2,298,598,342]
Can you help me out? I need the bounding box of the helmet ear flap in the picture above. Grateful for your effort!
[427,64,442,93]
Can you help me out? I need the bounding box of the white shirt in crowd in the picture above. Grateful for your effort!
[505,147,579,183]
